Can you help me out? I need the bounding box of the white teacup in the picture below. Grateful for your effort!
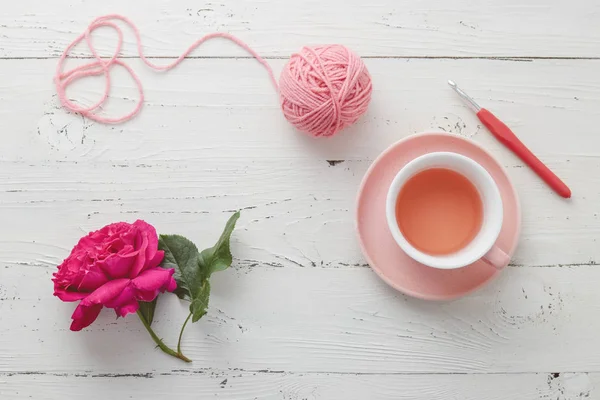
[385,152,508,270]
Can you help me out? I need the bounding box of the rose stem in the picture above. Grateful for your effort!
[177,312,193,355]
[136,310,192,363]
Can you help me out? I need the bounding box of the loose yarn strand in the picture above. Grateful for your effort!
[55,14,278,124]
[55,14,372,137]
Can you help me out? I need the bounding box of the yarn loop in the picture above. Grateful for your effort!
[55,15,372,137]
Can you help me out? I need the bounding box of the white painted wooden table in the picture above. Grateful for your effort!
[1,1,599,399]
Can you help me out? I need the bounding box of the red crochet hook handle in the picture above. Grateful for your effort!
[477,108,571,198]
[448,80,571,198]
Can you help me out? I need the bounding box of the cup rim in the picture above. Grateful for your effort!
[385,151,503,269]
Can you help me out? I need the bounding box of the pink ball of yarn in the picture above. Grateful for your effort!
[279,45,373,137]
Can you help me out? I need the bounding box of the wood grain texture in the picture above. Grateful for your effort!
[4,59,599,163]
[1,264,599,374]
[1,1,600,398]
[1,371,597,399]
[0,156,598,269]
[1,59,599,267]
[1,0,600,58]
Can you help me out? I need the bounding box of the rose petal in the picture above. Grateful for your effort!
[77,269,109,292]
[131,267,177,302]
[114,299,139,318]
[103,283,134,309]
[99,251,138,279]
[69,279,131,330]
[146,250,164,269]
[79,279,130,308]
[70,303,103,331]
[130,227,149,278]
[104,284,140,318]
[119,226,136,246]
[54,289,89,302]
[133,220,160,269]
[101,283,140,318]
[76,235,102,249]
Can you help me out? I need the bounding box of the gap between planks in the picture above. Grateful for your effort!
[0,369,587,378]
[3,261,597,269]
[2,56,600,61]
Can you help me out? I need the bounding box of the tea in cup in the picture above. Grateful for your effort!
[386,152,508,269]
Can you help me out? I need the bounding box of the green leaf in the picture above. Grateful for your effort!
[137,299,157,326]
[190,280,210,323]
[199,211,240,275]
[158,211,240,323]
[158,235,205,301]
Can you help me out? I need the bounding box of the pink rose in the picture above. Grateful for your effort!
[53,220,176,331]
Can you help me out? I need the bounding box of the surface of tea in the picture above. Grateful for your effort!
[395,168,483,255]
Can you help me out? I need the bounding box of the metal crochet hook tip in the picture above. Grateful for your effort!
[448,80,481,112]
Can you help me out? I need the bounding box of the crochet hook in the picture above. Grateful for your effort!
[448,80,571,198]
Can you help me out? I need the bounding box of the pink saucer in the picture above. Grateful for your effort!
[356,132,521,300]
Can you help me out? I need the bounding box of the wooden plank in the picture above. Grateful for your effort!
[0,155,597,268]
[2,0,599,396]
[1,0,600,58]
[1,59,599,266]
[2,58,598,164]
[1,264,600,374]
[0,371,596,399]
